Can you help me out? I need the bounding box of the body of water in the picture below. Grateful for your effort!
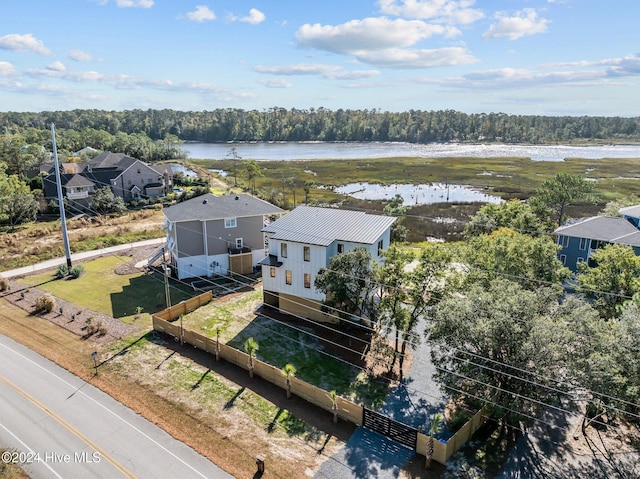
[334,182,502,206]
[182,141,640,162]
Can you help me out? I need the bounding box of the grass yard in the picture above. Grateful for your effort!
[17,256,193,324]
[181,287,389,408]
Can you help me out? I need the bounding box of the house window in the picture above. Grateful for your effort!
[128,180,132,185]
[337,243,344,254]
[286,270,292,285]
[224,217,237,228]
[235,238,243,249]
[378,239,384,255]
[137,168,141,174]
[560,254,567,265]
[577,257,585,263]
[304,273,311,288]
[281,243,288,258]
[304,246,310,262]
[270,267,276,278]
[579,238,588,250]
[148,178,153,184]
[558,235,569,247]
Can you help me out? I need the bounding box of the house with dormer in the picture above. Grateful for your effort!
[42,151,173,206]
[260,206,396,322]
[162,193,284,280]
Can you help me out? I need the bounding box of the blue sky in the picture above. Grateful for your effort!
[1,0,638,116]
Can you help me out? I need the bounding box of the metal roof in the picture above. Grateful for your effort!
[619,204,640,218]
[263,205,396,246]
[554,216,640,247]
[163,193,284,222]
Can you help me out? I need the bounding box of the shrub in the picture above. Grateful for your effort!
[55,264,69,279]
[0,277,8,292]
[35,294,56,313]
[69,265,84,279]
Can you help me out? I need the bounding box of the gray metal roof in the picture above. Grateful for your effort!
[162,193,284,222]
[620,204,640,218]
[554,216,640,247]
[263,205,396,246]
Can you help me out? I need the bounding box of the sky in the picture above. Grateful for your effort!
[1,0,639,116]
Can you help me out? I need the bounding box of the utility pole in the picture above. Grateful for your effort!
[51,123,72,269]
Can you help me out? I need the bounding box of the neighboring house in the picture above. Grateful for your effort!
[162,193,284,280]
[554,215,640,272]
[620,204,640,228]
[42,151,174,205]
[260,205,396,322]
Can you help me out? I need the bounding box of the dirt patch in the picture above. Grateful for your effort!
[1,279,139,343]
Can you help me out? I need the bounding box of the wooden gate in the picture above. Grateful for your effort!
[362,407,418,450]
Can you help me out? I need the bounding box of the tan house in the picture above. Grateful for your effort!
[163,193,284,279]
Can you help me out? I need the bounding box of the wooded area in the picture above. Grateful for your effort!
[2,108,640,144]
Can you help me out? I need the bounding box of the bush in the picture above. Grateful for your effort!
[55,264,69,279]
[85,318,108,337]
[69,265,84,279]
[0,277,8,292]
[35,294,56,313]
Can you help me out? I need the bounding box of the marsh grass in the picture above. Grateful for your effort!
[194,155,639,209]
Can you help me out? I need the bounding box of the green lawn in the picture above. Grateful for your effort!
[18,256,193,323]
[182,288,388,407]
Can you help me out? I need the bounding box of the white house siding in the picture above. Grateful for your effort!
[262,240,327,302]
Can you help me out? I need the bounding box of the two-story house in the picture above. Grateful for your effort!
[163,193,284,279]
[554,215,640,272]
[42,151,173,206]
[260,206,396,322]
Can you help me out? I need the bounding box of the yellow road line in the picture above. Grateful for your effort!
[0,374,137,479]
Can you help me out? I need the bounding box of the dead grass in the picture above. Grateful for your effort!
[0,298,354,478]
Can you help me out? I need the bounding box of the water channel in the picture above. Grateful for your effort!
[181,141,640,162]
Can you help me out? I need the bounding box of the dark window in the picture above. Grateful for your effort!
[337,243,344,254]
[281,243,288,258]
[304,246,310,262]
[579,238,587,250]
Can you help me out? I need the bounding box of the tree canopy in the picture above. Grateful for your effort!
[529,173,596,227]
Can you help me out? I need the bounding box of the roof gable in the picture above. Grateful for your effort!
[263,205,396,246]
[162,193,284,222]
[554,216,640,247]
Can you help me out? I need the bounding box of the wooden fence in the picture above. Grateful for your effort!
[152,301,485,464]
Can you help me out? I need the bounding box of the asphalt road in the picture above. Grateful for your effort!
[0,334,233,479]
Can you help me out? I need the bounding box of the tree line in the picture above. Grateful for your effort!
[1,108,639,144]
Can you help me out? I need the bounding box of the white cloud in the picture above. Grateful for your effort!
[356,46,476,68]
[606,54,640,77]
[241,8,265,25]
[185,6,216,22]
[259,78,292,88]
[378,0,484,25]
[115,0,153,8]
[26,67,105,82]
[0,62,18,77]
[483,8,549,40]
[296,17,454,54]
[46,61,66,72]
[0,33,51,55]
[253,63,380,79]
[69,50,95,62]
